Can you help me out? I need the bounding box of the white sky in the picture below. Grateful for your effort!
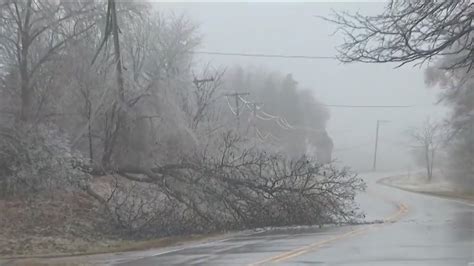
[153,2,449,172]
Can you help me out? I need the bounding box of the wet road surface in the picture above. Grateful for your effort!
[114,172,474,266]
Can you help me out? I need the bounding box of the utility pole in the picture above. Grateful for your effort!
[248,102,263,133]
[248,102,263,118]
[224,92,249,128]
[373,119,390,171]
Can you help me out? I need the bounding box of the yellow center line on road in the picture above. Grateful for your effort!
[248,190,409,265]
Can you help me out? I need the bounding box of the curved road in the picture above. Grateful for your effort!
[107,172,474,266]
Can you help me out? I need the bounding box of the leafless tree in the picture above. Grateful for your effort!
[324,0,473,71]
[91,0,126,168]
[425,56,474,187]
[409,118,444,182]
[0,0,98,121]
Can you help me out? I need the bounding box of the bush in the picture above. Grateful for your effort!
[0,123,90,199]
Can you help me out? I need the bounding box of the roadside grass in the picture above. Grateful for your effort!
[407,190,474,202]
[1,233,219,258]
[1,233,222,266]
[377,175,474,203]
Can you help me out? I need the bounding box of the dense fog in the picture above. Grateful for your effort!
[0,0,472,258]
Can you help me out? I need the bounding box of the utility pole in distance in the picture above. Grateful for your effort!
[248,102,263,132]
[224,92,250,128]
[248,102,263,118]
[373,119,390,171]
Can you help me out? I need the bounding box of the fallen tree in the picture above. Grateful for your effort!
[0,123,364,238]
[84,132,365,237]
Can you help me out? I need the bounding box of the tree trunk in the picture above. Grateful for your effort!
[19,63,31,122]
[19,0,33,122]
[111,0,125,102]
[87,107,94,162]
[425,144,432,182]
[429,148,436,182]
[101,0,126,168]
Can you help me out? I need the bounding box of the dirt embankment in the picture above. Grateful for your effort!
[0,190,225,265]
[0,187,221,262]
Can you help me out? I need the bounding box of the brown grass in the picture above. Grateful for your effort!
[378,175,474,204]
[2,233,223,266]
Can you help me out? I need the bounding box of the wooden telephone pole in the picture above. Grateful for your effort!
[248,102,263,134]
[224,92,250,128]
[373,119,390,171]
[248,102,263,117]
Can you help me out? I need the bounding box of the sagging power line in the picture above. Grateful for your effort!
[224,92,250,128]
[223,92,329,137]
[192,50,336,60]
[323,104,414,108]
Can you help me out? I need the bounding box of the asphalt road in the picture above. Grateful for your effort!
[113,172,474,266]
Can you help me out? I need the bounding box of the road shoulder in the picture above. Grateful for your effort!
[377,174,474,205]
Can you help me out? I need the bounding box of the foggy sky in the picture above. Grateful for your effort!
[153,2,448,172]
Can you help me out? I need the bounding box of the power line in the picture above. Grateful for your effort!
[323,104,414,108]
[333,142,373,152]
[256,128,280,142]
[227,93,332,135]
[225,96,237,116]
[256,114,274,121]
[192,50,336,60]
[224,92,250,128]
